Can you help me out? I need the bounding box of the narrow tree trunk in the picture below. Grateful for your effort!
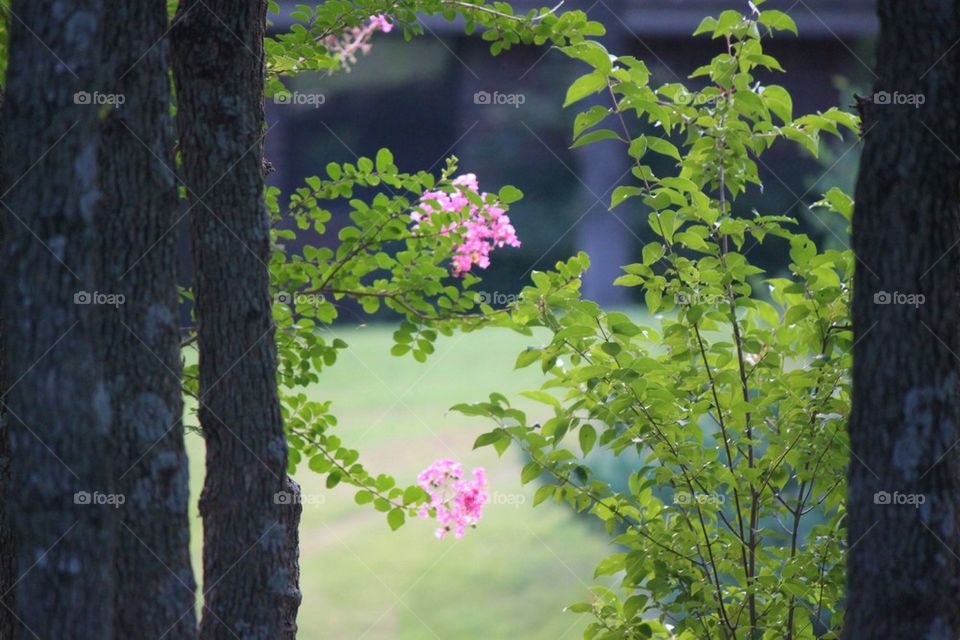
[172,1,299,637]
[0,419,13,640]
[846,2,960,638]
[98,2,198,637]
[0,84,18,640]
[278,476,302,640]
[0,2,115,637]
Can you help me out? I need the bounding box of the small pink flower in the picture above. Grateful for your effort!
[324,15,393,71]
[413,174,521,277]
[417,459,488,539]
[368,15,393,33]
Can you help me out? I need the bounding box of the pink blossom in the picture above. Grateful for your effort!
[324,15,393,71]
[417,459,488,539]
[368,15,394,33]
[414,173,521,277]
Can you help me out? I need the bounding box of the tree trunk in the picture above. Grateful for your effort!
[171,1,300,637]
[278,476,302,640]
[0,416,13,640]
[0,84,18,640]
[846,2,960,638]
[98,1,198,637]
[1,2,116,637]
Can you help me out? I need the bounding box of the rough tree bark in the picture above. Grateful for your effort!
[0,85,18,640]
[172,1,301,637]
[846,2,960,638]
[0,1,116,637]
[98,1,198,637]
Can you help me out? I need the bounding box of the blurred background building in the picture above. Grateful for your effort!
[264,0,875,309]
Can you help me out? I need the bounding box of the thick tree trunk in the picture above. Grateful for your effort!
[0,2,116,638]
[172,1,300,637]
[846,2,960,638]
[98,2,198,637]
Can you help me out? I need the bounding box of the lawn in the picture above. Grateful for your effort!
[185,324,613,639]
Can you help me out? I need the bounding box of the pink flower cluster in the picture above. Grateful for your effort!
[413,174,521,277]
[417,459,488,540]
[324,15,393,71]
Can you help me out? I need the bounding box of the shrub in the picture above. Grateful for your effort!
[459,4,859,638]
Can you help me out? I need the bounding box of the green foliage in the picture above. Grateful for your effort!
[458,3,858,638]
[176,0,600,534]
[265,0,604,94]
[184,150,526,526]
[271,154,529,524]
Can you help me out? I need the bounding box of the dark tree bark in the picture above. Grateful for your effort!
[0,418,13,640]
[0,85,18,640]
[846,2,960,638]
[0,2,116,638]
[278,476,302,640]
[172,1,300,637]
[98,2,198,637]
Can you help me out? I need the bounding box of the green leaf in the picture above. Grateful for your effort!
[498,185,523,204]
[789,235,816,264]
[520,390,562,410]
[564,71,608,108]
[645,137,681,161]
[693,16,718,36]
[403,486,423,505]
[375,148,394,173]
[761,85,793,124]
[759,10,798,35]
[611,185,644,209]
[521,461,541,485]
[308,455,331,474]
[573,105,610,139]
[570,129,620,149]
[515,348,540,369]
[642,242,664,265]
[645,289,662,314]
[474,431,504,449]
[628,136,648,160]
[579,424,597,455]
[559,41,613,73]
[387,508,405,531]
[533,484,553,506]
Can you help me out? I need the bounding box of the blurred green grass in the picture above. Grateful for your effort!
[185,324,612,639]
